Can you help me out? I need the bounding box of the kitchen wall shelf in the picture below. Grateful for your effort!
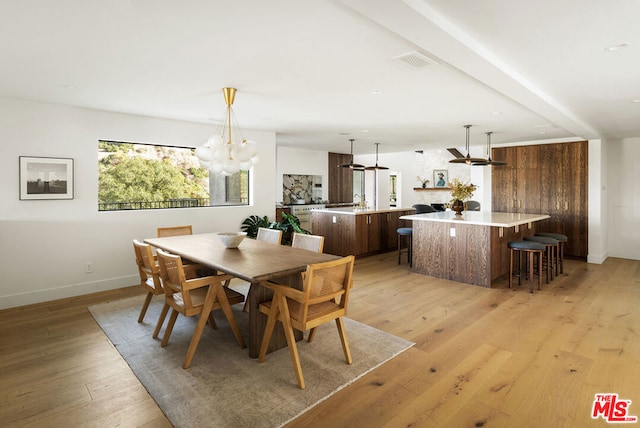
[413,187,451,191]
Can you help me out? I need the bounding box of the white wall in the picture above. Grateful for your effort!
[355,149,480,208]
[0,97,276,309]
[607,137,640,260]
[588,139,608,263]
[276,146,328,204]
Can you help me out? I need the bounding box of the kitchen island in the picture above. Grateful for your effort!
[312,207,414,257]
[400,211,550,287]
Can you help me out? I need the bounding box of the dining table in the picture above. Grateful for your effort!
[144,232,339,358]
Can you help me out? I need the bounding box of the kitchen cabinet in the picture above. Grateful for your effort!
[312,208,413,257]
[328,152,353,203]
[539,141,588,257]
[492,141,587,257]
[491,146,518,212]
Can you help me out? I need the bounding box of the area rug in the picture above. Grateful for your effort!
[89,291,413,428]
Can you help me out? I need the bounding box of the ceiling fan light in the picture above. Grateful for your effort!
[365,142,389,170]
[339,138,365,169]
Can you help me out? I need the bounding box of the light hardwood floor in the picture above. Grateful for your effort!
[1,254,638,427]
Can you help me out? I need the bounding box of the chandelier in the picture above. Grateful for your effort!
[195,87,258,175]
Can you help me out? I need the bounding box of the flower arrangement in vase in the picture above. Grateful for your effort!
[448,178,476,215]
[417,176,430,188]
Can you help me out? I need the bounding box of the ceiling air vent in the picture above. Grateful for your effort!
[392,51,439,68]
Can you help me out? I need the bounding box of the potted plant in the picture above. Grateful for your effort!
[240,215,271,239]
[240,212,309,244]
[449,178,476,215]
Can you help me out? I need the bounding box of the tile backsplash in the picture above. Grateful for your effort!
[283,174,322,204]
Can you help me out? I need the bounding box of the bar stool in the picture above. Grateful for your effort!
[397,227,412,267]
[524,235,559,283]
[535,232,568,274]
[508,240,545,293]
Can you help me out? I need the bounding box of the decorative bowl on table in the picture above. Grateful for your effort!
[216,232,247,248]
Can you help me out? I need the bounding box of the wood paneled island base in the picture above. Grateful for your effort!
[401,211,550,287]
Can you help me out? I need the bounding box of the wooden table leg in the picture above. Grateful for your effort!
[248,274,304,358]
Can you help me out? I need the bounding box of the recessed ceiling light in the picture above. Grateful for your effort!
[632,99,640,103]
[361,130,369,133]
[372,90,383,95]
[605,43,629,51]
[491,111,502,115]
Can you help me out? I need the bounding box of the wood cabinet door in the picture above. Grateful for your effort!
[383,211,401,251]
[562,141,588,257]
[366,214,381,254]
[491,147,517,212]
[328,152,353,203]
[516,145,541,213]
[539,143,565,232]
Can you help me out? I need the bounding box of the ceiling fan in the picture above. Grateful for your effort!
[472,132,507,166]
[449,124,486,165]
[338,139,365,170]
[365,143,389,170]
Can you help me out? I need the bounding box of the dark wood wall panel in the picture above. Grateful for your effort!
[492,141,588,258]
[328,152,353,203]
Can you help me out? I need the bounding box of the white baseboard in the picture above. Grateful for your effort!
[587,250,608,264]
[0,275,138,310]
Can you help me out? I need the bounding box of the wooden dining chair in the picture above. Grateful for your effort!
[256,227,283,244]
[241,227,285,312]
[291,232,324,253]
[155,249,246,369]
[157,225,193,237]
[258,255,355,389]
[132,239,164,323]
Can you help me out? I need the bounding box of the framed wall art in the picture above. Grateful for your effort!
[433,169,448,187]
[19,156,74,200]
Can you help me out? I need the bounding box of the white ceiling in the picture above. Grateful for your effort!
[1,0,639,155]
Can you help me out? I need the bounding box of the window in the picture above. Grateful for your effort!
[98,140,249,211]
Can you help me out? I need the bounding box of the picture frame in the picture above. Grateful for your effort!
[433,169,448,187]
[19,156,74,200]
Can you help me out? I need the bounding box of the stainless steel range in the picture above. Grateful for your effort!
[290,204,325,231]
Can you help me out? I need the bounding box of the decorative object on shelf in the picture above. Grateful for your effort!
[417,176,430,188]
[472,131,507,166]
[449,178,477,215]
[365,143,389,170]
[413,187,451,191]
[338,139,365,170]
[194,87,258,175]
[433,169,448,187]
[449,124,485,165]
[19,156,74,200]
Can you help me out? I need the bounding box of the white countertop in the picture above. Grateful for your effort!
[312,206,413,215]
[400,211,550,227]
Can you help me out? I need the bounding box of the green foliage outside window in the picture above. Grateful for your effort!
[98,140,248,211]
